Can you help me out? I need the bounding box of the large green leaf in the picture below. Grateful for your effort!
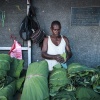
[8,58,24,78]
[68,63,95,75]
[0,96,7,100]
[0,81,16,100]
[0,70,7,78]
[21,60,49,100]
[0,60,10,71]
[15,76,25,91]
[53,63,62,69]
[51,90,76,100]
[60,53,66,61]
[0,54,12,62]
[76,87,100,100]
[50,68,70,86]
[26,60,49,77]
[49,68,71,96]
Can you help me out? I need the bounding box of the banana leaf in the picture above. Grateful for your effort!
[8,58,24,78]
[4,76,15,86]
[49,67,71,96]
[0,70,7,78]
[60,52,67,61]
[0,81,16,100]
[50,68,70,86]
[70,73,94,87]
[0,78,5,84]
[0,83,4,90]
[91,73,100,93]
[21,60,49,100]
[0,78,6,88]
[16,76,25,91]
[0,54,12,62]
[76,87,100,100]
[0,96,7,100]
[53,63,62,69]
[68,63,95,77]
[26,60,49,77]
[0,60,10,71]
[68,63,95,74]
[0,76,14,89]
[51,90,76,100]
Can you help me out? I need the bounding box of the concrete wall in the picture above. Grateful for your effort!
[0,0,28,68]
[0,0,100,68]
[32,0,100,67]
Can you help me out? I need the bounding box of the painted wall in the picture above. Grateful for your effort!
[32,0,100,67]
[0,0,28,68]
[0,0,100,68]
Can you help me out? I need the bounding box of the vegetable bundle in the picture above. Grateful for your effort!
[21,60,49,100]
[0,54,25,100]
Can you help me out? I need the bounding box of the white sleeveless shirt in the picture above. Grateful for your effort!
[45,35,66,71]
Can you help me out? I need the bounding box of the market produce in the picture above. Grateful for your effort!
[0,70,7,78]
[21,60,49,100]
[49,67,73,96]
[76,86,100,100]
[0,54,11,89]
[0,54,12,62]
[15,76,25,91]
[49,63,100,99]
[91,66,100,93]
[51,90,76,100]
[0,60,10,71]
[60,52,66,61]
[0,81,16,100]
[0,54,24,99]
[8,58,24,78]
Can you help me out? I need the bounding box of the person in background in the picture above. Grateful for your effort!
[41,20,72,71]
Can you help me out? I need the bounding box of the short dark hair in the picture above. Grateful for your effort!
[51,20,61,29]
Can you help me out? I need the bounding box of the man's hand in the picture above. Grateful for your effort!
[54,54,65,63]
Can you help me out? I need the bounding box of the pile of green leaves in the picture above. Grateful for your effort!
[49,68,72,96]
[91,66,100,93]
[0,81,16,100]
[8,58,24,79]
[0,54,11,89]
[0,54,25,99]
[49,62,100,100]
[67,63,96,87]
[76,87,100,100]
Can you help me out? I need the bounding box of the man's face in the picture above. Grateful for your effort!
[51,25,61,36]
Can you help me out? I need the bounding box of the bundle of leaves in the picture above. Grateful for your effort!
[15,76,25,92]
[51,90,76,100]
[76,86,100,100]
[67,63,97,87]
[0,81,16,100]
[0,54,12,89]
[0,54,12,63]
[0,54,25,99]
[8,58,24,79]
[60,52,67,62]
[21,60,49,100]
[49,67,74,96]
[91,66,100,93]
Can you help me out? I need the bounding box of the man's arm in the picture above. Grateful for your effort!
[63,36,72,62]
[41,37,54,59]
[41,37,64,63]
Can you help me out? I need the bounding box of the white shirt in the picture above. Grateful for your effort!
[45,35,66,71]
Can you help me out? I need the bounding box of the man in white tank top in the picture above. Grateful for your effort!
[41,21,72,71]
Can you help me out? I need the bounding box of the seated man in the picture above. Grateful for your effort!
[41,20,72,71]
